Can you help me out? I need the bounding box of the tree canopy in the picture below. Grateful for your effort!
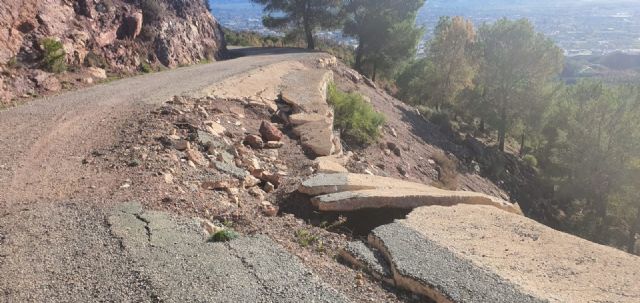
[251,0,343,49]
[396,16,477,110]
[476,18,563,151]
[343,0,425,80]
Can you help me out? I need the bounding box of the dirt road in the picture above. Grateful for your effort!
[0,49,348,302]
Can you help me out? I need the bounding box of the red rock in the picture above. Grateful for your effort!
[259,121,284,142]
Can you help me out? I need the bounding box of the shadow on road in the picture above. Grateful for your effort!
[227,46,318,59]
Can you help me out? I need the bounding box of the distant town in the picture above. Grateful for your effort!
[210,0,640,56]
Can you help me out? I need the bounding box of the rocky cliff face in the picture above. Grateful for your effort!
[0,0,226,103]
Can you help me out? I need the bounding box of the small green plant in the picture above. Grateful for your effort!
[522,154,538,168]
[139,61,153,73]
[6,57,20,69]
[208,229,239,242]
[327,83,385,145]
[295,229,318,247]
[40,38,66,73]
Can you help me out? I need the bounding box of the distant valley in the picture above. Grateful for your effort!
[210,0,640,55]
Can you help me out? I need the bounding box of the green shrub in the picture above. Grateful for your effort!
[327,83,385,145]
[207,229,239,242]
[522,154,538,167]
[294,229,318,247]
[139,61,153,73]
[141,0,165,24]
[41,38,66,73]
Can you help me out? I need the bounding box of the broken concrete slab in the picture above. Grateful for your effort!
[368,222,545,303]
[294,120,336,157]
[299,173,522,215]
[289,113,330,126]
[340,241,393,284]
[399,204,640,303]
[281,69,334,114]
[280,69,338,157]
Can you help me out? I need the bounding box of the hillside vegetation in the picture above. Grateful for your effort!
[394,17,640,253]
[245,1,640,254]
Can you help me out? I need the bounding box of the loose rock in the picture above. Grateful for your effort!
[259,121,284,142]
[244,134,264,149]
[265,141,284,149]
[263,182,275,193]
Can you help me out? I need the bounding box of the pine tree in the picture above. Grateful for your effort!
[343,0,425,80]
[251,0,343,50]
[476,18,563,151]
[428,16,477,110]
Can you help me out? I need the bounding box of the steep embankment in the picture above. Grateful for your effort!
[0,0,226,103]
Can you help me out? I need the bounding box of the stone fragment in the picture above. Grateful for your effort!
[186,148,208,166]
[173,139,190,151]
[204,121,226,137]
[243,175,261,188]
[212,161,248,180]
[263,182,275,193]
[200,219,224,235]
[87,67,107,79]
[264,141,284,149]
[202,179,239,190]
[259,171,281,187]
[315,156,348,173]
[244,134,263,149]
[261,202,278,217]
[387,142,401,157]
[163,172,174,184]
[249,187,265,200]
[259,121,283,141]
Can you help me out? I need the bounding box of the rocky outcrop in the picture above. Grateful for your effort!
[0,0,226,103]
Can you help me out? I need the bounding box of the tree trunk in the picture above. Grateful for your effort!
[371,63,377,82]
[594,197,610,245]
[354,44,364,72]
[305,27,315,50]
[498,107,507,152]
[302,7,314,50]
[519,133,526,156]
[627,208,640,254]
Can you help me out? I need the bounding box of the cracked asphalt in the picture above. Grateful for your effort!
[0,49,348,302]
[369,223,545,303]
